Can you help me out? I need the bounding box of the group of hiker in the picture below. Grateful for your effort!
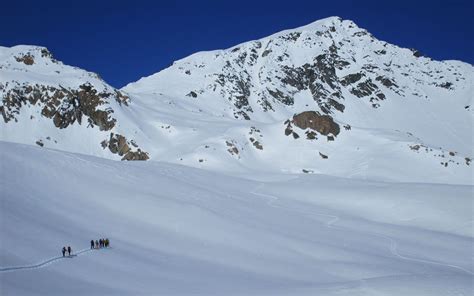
[61,238,110,257]
[91,238,110,249]
[61,246,72,257]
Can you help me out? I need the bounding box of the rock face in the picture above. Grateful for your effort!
[2,83,126,130]
[283,111,340,141]
[291,111,340,136]
[103,133,149,160]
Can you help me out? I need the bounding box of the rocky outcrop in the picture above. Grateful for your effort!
[2,82,128,129]
[15,53,35,65]
[1,80,148,160]
[291,111,340,136]
[226,140,240,156]
[280,46,348,114]
[102,133,149,161]
[284,111,340,143]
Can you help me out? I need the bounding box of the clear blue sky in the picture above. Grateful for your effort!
[1,0,472,88]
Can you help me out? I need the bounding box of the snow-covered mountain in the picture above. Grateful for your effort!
[1,17,472,184]
[1,17,474,296]
[0,45,149,160]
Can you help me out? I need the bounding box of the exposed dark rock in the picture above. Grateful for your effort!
[249,137,263,150]
[411,49,424,58]
[319,152,328,159]
[350,79,378,98]
[262,49,272,57]
[104,133,149,161]
[438,82,453,89]
[376,76,398,88]
[187,91,198,98]
[35,140,44,147]
[340,73,363,86]
[279,32,301,42]
[306,131,317,140]
[292,111,340,136]
[121,149,149,161]
[226,140,239,155]
[15,53,35,65]
[108,133,130,156]
[284,123,293,136]
[267,88,293,105]
[2,83,123,132]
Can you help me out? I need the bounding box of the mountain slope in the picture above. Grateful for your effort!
[0,45,149,160]
[1,17,472,184]
[123,17,473,183]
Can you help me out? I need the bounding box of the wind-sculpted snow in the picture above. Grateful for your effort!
[0,142,472,295]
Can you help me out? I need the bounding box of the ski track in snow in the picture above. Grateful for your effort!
[251,183,474,276]
[0,248,102,273]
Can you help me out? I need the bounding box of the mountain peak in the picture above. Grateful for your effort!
[265,16,362,39]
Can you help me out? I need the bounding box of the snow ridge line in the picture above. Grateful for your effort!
[0,248,94,272]
[251,183,474,276]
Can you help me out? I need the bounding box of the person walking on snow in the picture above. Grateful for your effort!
[105,238,109,248]
[62,246,66,257]
[95,240,99,249]
[91,240,94,249]
[67,246,72,256]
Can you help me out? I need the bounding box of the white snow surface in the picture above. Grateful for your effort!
[0,141,473,295]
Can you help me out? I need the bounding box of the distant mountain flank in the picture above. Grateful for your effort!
[0,46,149,160]
[1,17,472,184]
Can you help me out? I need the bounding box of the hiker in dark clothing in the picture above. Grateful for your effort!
[67,246,72,256]
[99,239,103,248]
[62,247,66,257]
[91,240,95,249]
[105,238,109,248]
[95,240,99,249]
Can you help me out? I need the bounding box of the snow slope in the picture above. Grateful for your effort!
[1,141,473,295]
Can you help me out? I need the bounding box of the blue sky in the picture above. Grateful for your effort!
[1,0,472,87]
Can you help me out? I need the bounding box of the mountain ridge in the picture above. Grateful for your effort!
[1,17,472,184]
